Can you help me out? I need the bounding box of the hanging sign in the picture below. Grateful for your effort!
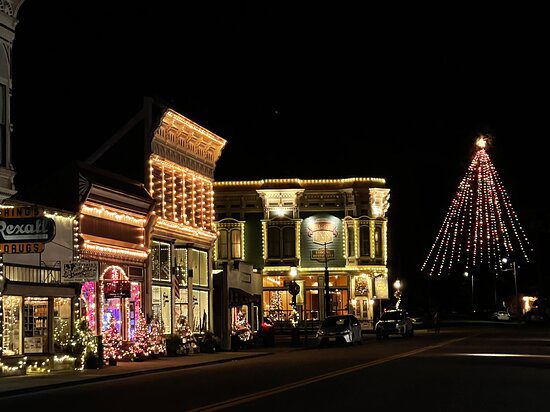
[307,219,338,245]
[311,248,335,262]
[374,276,389,299]
[61,260,99,283]
[103,266,131,298]
[0,207,56,254]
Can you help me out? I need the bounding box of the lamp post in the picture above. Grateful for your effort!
[288,266,300,346]
[324,241,331,319]
[501,258,520,319]
[464,271,474,310]
[393,279,402,309]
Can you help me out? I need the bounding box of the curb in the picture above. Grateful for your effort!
[0,352,273,398]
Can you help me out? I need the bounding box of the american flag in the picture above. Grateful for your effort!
[173,269,182,300]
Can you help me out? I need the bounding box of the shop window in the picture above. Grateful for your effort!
[190,249,209,287]
[81,282,97,333]
[193,290,209,332]
[152,285,172,334]
[305,290,320,320]
[24,297,49,354]
[152,241,171,281]
[54,298,71,353]
[263,290,292,321]
[2,296,22,356]
[360,225,370,257]
[263,276,285,287]
[174,290,188,325]
[330,289,349,316]
[175,248,188,288]
[375,226,383,258]
[129,283,142,340]
[347,225,355,257]
[329,275,349,287]
[217,230,229,259]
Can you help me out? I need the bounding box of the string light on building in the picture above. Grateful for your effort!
[422,136,531,276]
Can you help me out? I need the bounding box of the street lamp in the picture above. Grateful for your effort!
[393,279,402,309]
[501,258,520,319]
[464,271,474,310]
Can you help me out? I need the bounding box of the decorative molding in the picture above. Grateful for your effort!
[152,109,227,177]
[369,188,390,218]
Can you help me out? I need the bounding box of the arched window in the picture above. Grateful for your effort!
[218,230,228,259]
[268,227,281,258]
[347,225,355,257]
[360,225,370,257]
[282,226,296,258]
[231,229,242,259]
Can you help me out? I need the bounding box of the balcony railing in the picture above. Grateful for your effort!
[4,263,62,284]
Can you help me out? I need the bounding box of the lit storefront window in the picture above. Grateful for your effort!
[193,290,209,332]
[81,281,97,333]
[24,297,49,354]
[2,296,22,356]
[128,283,142,340]
[152,285,172,334]
[54,298,71,353]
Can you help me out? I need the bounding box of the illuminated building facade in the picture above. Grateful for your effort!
[1,163,154,368]
[147,109,226,333]
[0,0,25,199]
[213,178,390,326]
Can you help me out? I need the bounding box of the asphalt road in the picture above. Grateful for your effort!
[4,325,550,411]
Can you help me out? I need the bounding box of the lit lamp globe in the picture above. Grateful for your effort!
[289,266,298,278]
[393,279,401,290]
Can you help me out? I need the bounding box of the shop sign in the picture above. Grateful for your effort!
[104,280,131,298]
[102,266,131,298]
[0,207,56,254]
[374,276,389,299]
[307,219,338,245]
[61,260,99,283]
[311,248,335,262]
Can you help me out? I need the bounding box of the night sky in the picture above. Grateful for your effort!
[10,3,548,307]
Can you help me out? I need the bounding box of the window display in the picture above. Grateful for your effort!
[193,290,209,331]
[54,297,71,353]
[24,297,49,354]
[152,285,172,334]
[2,296,22,356]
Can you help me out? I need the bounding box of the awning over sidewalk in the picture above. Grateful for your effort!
[229,287,260,307]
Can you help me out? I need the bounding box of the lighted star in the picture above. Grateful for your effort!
[476,136,487,149]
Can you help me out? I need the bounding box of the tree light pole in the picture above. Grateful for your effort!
[393,279,402,309]
[501,258,520,319]
[464,271,474,310]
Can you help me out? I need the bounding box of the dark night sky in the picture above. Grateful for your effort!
[10,3,548,305]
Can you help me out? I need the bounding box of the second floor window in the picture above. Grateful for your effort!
[217,228,242,260]
[375,226,383,258]
[267,225,296,259]
[152,241,171,281]
[360,225,370,257]
[347,225,355,257]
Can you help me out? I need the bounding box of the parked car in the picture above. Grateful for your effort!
[524,308,549,324]
[316,315,362,346]
[258,316,275,346]
[407,309,427,328]
[492,310,511,321]
[375,309,414,339]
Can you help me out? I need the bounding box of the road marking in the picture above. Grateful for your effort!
[433,353,550,359]
[188,335,473,411]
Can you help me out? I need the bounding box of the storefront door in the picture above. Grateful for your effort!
[354,298,370,321]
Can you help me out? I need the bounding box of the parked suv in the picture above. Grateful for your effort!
[375,309,413,339]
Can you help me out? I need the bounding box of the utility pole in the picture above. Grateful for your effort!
[324,242,330,319]
[513,262,521,319]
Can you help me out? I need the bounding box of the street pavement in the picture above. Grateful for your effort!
[2,324,550,411]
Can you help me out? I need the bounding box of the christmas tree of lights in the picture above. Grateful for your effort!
[175,315,197,355]
[102,316,122,363]
[130,311,149,360]
[422,136,530,277]
[148,316,166,356]
[232,310,252,342]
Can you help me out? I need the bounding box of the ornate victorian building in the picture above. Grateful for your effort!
[213,178,390,326]
[0,0,24,199]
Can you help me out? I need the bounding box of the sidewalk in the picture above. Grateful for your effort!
[0,351,271,398]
